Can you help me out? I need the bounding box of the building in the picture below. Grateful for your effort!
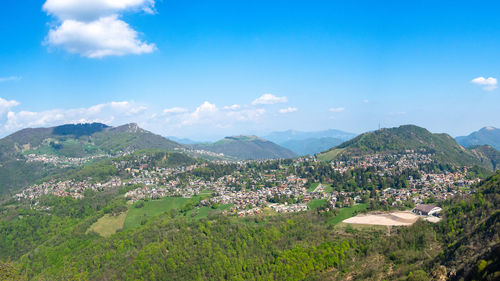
[412,204,442,216]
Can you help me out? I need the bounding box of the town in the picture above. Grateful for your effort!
[15,150,481,216]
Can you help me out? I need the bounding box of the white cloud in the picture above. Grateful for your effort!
[471,76,498,91]
[362,99,369,103]
[46,15,156,58]
[149,101,266,130]
[163,107,188,114]
[223,104,241,110]
[43,0,155,21]
[329,107,345,112]
[3,101,146,133]
[279,107,298,114]
[181,101,218,126]
[252,94,288,105]
[0,76,21,83]
[0,98,20,114]
[43,0,156,58]
[227,108,265,121]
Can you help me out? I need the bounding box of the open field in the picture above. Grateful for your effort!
[123,197,193,230]
[343,211,419,226]
[323,184,334,193]
[87,212,127,237]
[308,199,327,209]
[186,204,233,220]
[307,183,319,192]
[328,203,368,225]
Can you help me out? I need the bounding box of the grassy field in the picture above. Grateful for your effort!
[323,184,334,193]
[87,212,128,237]
[307,183,319,192]
[186,204,233,220]
[328,203,368,225]
[123,197,193,230]
[317,148,345,162]
[308,199,327,209]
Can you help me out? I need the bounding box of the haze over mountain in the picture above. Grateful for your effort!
[261,129,356,156]
[456,126,500,151]
[263,129,356,144]
[191,135,297,160]
[318,125,499,171]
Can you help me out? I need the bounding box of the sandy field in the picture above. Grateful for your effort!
[343,211,420,226]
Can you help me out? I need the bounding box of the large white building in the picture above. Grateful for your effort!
[412,204,442,216]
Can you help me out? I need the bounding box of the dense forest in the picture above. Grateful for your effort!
[0,170,498,280]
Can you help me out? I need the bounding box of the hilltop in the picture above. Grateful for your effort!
[191,135,297,160]
[317,125,488,169]
[0,123,182,194]
[456,126,500,151]
[3,123,181,157]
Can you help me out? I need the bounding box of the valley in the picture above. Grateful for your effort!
[0,123,498,280]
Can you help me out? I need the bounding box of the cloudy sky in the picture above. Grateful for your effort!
[0,0,499,140]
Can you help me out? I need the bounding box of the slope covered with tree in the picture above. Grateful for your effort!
[0,123,183,194]
[436,170,500,280]
[318,125,487,169]
[468,145,500,171]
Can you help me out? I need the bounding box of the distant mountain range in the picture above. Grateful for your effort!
[191,135,297,160]
[317,125,499,170]
[456,126,500,151]
[166,136,200,145]
[262,129,356,156]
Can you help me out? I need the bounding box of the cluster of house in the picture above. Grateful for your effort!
[408,171,480,190]
[237,207,262,217]
[15,177,122,200]
[25,153,108,168]
[124,178,211,201]
[331,151,434,173]
[268,203,308,213]
[15,150,481,219]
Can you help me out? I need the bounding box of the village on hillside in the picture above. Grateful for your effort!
[15,151,480,217]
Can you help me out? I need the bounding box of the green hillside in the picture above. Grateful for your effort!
[437,170,500,280]
[0,123,183,194]
[193,135,297,160]
[318,125,485,168]
[468,145,500,171]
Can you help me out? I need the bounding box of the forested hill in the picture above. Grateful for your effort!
[0,123,183,194]
[437,170,500,280]
[192,135,297,160]
[2,123,182,157]
[317,125,489,168]
[468,145,500,171]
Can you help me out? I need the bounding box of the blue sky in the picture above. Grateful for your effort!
[0,0,499,140]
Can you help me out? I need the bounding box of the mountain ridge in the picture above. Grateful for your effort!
[191,135,297,160]
[317,125,494,170]
[456,126,500,151]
